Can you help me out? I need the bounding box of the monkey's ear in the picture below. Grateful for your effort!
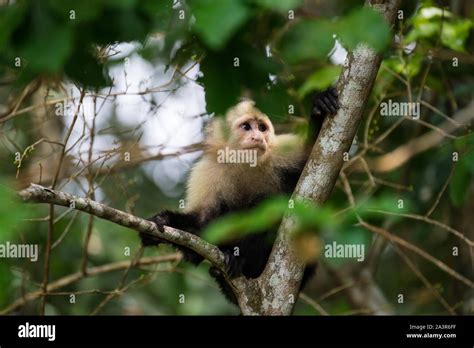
[205,117,231,145]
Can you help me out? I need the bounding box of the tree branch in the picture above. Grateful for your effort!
[18,184,225,271]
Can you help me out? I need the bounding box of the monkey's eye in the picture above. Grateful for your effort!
[258,123,267,132]
[240,122,251,131]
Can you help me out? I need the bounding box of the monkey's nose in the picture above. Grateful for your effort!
[251,133,263,143]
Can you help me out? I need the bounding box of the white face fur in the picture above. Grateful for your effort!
[231,115,272,153]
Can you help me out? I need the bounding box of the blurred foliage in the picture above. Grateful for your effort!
[405,6,473,52]
[189,0,250,50]
[0,179,30,308]
[0,0,473,316]
[298,65,341,98]
[203,193,412,268]
[280,7,391,64]
[0,179,28,243]
[0,0,389,115]
[0,0,164,87]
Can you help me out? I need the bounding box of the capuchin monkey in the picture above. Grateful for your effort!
[141,88,339,305]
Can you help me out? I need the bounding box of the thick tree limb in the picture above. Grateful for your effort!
[234,0,401,315]
[18,184,225,271]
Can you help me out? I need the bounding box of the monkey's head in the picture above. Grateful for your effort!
[216,100,275,156]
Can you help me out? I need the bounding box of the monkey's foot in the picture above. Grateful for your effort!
[139,231,163,247]
[140,213,168,246]
[224,251,244,278]
[312,87,339,117]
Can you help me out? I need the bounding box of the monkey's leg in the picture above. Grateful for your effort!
[209,266,238,305]
[300,263,317,290]
[220,232,273,279]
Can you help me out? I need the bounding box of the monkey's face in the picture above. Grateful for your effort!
[231,115,273,154]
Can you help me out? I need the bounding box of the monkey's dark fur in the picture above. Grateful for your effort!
[141,88,339,305]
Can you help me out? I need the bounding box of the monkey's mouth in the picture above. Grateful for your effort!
[242,144,266,152]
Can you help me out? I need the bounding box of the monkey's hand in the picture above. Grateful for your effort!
[140,212,169,247]
[312,87,339,117]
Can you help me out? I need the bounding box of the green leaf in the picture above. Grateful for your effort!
[405,6,473,52]
[254,0,303,12]
[200,37,281,114]
[12,2,73,73]
[190,0,249,50]
[336,7,391,51]
[298,65,341,98]
[441,20,472,52]
[0,262,14,308]
[202,198,288,244]
[202,197,340,244]
[279,20,335,64]
[383,53,423,78]
[47,0,104,21]
[454,133,474,174]
[358,195,412,215]
[323,226,371,267]
[454,132,474,151]
[104,0,137,9]
[19,24,73,73]
[0,4,25,50]
[254,85,293,123]
[461,150,474,173]
[291,201,338,232]
[200,50,241,114]
[0,179,28,243]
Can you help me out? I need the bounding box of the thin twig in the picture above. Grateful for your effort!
[359,221,474,289]
[299,293,329,316]
[0,254,181,315]
[367,209,474,247]
[393,245,456,315]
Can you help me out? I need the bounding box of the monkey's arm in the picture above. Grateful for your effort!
[142,210,201,242]
[276,87,339,193]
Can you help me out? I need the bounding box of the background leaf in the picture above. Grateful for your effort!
[336,7,391,51]
[189,0,249,50]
